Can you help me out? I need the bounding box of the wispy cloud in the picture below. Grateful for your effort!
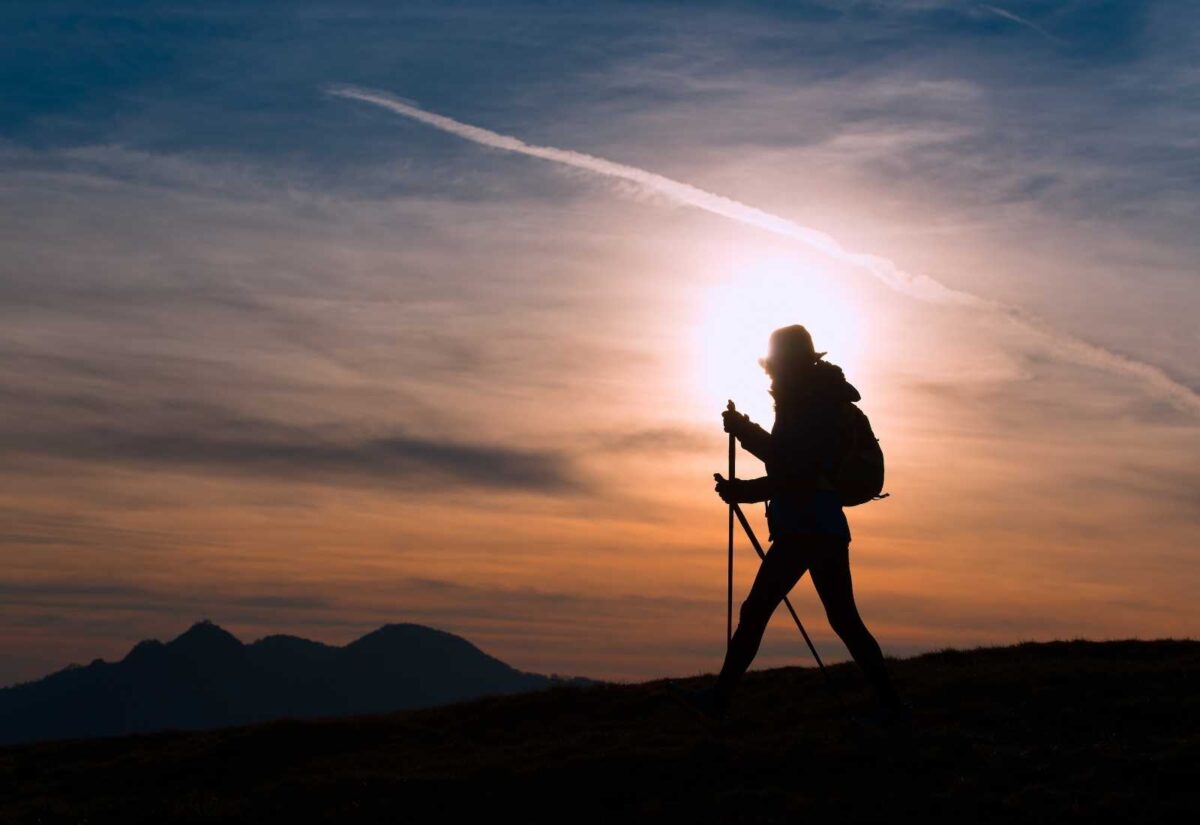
[326,86,972,305]
[328,85,1199,415]
[2,421,578,492]
[982,5,1064,44]
[588,427,712,454]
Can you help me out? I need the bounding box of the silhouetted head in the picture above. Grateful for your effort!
[758,325,831,406]
[758,325,825,376]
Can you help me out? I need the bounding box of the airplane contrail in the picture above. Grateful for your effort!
[982,5,1063,44]
[327,84,1199,415]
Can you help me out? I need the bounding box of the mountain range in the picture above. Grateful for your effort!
[0,620,589,745]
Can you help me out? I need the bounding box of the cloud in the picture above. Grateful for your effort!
[0,580,334,624]
[0,508,187,552]
[0,582,147,601]
[0,582,332,615]
[2,420,578,492]
[328,85,1200,415]
[589,427,713,454]
[980,5,1063,44]
[404,576,705,611]
[327,84,974,305]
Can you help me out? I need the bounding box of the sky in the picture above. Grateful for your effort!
[1,0,1197,686]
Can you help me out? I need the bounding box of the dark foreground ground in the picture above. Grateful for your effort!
[2,639,1196,823]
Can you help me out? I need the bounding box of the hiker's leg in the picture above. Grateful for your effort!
[809,538,902,710]
[716,536,810,702]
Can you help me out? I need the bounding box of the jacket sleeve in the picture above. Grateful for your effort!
[736,420,773,462]
[732,476,775,503]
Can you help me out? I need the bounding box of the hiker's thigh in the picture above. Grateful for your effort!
[741,537,810,621]
[808,538,863,631]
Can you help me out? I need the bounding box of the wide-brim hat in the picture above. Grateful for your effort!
[757,324,826,371]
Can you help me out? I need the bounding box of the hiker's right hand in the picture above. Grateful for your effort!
[722,407,752,437]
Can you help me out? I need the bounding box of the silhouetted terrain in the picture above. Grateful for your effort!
[1,639,1195,823]
[0,621,586,745]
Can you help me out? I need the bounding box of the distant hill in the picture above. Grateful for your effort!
[0,621,590,745]
[1,639,1195,823]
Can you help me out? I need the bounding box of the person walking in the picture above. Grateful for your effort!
[682,324,904,725]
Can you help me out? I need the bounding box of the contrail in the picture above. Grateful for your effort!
[982,5,1063,44]
[327,84,1199,414]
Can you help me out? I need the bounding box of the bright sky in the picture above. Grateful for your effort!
[1,1,1197,685]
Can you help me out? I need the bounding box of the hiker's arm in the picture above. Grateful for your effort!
[739,421,773,461]
[713,474,774,504]
[722,410,772,460]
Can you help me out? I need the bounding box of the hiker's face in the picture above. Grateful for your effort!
[765,354,815,388]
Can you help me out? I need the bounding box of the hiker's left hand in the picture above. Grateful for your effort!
[713,473,749,504]
[722,407,752,437]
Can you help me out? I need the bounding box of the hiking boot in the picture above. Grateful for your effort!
[666,681,728,727]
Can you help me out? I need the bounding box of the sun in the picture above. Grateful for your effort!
[691,252,865,426]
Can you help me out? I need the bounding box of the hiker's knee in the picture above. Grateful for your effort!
[739,593,774,627]
[825,605,865,641]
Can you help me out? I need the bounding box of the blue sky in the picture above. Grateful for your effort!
[1,1,1197,685]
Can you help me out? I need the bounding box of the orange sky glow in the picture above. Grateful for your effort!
[2,3,1197,687]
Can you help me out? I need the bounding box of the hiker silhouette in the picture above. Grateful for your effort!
[692,325,904,723]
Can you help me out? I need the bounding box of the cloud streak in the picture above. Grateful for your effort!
[327,85,1199,414]
[982,5,1064,44]
[2,423,577,492]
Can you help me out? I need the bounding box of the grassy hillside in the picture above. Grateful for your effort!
[2,639,1196,823]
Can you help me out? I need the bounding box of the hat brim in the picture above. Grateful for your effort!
[758,351,827,369]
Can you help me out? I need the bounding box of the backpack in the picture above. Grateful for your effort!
[832,402,887,506]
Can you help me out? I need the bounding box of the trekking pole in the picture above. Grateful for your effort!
[726,400,735,649]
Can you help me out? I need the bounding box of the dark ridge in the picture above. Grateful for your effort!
[0,639,1194,824]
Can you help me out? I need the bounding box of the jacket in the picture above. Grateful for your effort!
[735,361,860,541]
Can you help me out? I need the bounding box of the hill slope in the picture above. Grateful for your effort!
[0,621,576,745]
[1,639,1196,823]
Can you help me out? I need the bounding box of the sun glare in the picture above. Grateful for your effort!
[692,252,864,426]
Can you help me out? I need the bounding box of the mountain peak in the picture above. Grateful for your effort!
[168,620,244,657]
[123,638,165,665]
[346,623,468,653]
[356,622,444,640]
